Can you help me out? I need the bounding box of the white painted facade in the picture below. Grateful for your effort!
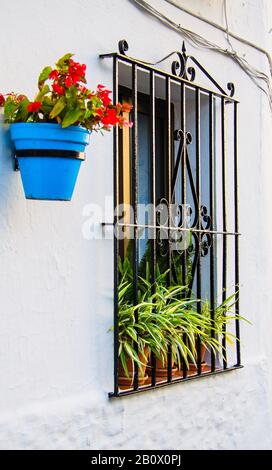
[0,0,272,450]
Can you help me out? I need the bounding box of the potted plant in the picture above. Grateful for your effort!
[138,281,214,378]
[117,273,170,388]
[117,275,150,387]
[117,254,214,383]
[0,53,131,200]
[188,293,249,372]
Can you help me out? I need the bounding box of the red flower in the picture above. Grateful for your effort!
[65,75,74,87]
[95,107,104,116]
[27,101,42,112]
[49,69,59,80]
[101,91,112,106]
[97,85,112,106]
[52,82,65,95]
[68,59,86,83]
[72,75,82,84]
[101,108,119,126]
[0,94,5,106]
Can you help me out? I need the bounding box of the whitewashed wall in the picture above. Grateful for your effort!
[0,0,272,450]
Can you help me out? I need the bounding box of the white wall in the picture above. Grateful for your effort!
[0,0,272,450]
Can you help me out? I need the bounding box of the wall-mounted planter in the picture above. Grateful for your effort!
[10,123,90,201]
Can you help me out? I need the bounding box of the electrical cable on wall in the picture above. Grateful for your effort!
[129,0,272,109]
[164,0,272,74]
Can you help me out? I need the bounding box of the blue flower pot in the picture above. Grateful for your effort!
[10,123,90,201]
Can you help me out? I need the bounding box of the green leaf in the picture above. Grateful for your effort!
[16,98,30,122]
[4,98,18,120]
[56,53,74,69]
[65,85,78,101]
[38,66,52,88]
[41,96,54,115]
[35,84,50,102]
[49,96,66,119]
[61,107,83,128]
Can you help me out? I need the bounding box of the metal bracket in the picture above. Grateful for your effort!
[14,156,19,171]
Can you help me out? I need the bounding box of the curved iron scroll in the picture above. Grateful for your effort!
[116,39,235,98]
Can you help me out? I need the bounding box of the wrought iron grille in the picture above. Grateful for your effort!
[100,40,242,398]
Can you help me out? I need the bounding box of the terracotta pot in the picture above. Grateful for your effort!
[188,344,207,372]
[149,356,178,378]
[200,344,207,363]
[118,346,150,387]
[118,374,149,387]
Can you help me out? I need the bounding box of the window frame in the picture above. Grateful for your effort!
[100,41,242,398]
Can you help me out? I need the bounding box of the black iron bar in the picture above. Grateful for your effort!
[187,238,199,293]
[113,57,119,396]
[234,102,241,366]
[190,57,227,97]
[209,92,216,373]
[185,150,199,228]
[100,53,239,104]
[196,88,202,376]
[166,76,173,383]
[221,96,228,369]
[132,63,139,390]
[150,70,157,387]
[171,133,184,200]
[181,82,188,380]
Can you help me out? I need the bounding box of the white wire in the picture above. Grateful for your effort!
[129,0,272,109]
[164,0,272,75]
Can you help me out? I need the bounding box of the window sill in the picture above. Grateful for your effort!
[109,365,244,398]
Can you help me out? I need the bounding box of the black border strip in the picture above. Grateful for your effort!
[15,149,86,161]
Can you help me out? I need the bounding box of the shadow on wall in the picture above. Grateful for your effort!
[0,115,20,215]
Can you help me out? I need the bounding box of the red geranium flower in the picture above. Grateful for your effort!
[68,59,86,84]
[52,82,65,95]
[70,74,81,84]
[101,108,119,126]
[64,75,74,88]
[97,85,112,106]
[100,91,112,106]
[49,69,59,80]
[95,107,104,116]
[0,94,5,106]
[27,101,42,112]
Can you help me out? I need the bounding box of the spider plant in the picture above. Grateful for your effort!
[117,263,222,377]
[201,292,250,350]
[136,280,213,370]
[117,267,168,378]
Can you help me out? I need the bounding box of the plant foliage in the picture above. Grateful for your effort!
[0,53,132,130]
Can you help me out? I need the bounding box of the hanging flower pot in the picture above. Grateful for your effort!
[1,53,132,201]
[10,123,90,200]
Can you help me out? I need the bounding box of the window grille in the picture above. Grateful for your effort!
[100,40,242,398]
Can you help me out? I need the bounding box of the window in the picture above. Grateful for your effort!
[101,40,241,397]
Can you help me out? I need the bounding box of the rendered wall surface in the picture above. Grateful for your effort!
[0,0,272,450]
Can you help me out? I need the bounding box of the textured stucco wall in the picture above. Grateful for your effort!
[0,0,272,450]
